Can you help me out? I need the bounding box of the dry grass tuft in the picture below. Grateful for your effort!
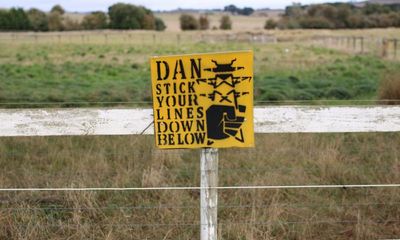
[378,70,400,105]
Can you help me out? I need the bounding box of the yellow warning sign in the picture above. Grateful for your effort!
[150,51,254,149]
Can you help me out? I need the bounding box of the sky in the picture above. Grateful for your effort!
[1,0,360,12]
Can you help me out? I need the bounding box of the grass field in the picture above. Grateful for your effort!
[1,134,399,239]
[0,29,400,239]
[0,29,399,107]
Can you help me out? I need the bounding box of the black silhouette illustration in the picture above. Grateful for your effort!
[196,58,252,145]
[206,105,246,144]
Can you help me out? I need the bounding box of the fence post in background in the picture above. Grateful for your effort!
[360,37,364,54]
[394,39,398,59]
[382,38,389,58]
[153,34,156,44]
[352,37,356,52]
[200,148,218,240]
[177,34,181,45]
[104,34,108,44]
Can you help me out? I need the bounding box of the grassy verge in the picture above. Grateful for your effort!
[0,133,399,239]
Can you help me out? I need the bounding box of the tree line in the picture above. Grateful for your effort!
[0,3,166,31]
[265,3,400,29]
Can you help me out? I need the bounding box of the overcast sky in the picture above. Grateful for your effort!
[1,0,360,12]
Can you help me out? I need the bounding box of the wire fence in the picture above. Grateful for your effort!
[313,35,399,60]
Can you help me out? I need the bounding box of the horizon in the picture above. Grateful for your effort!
[1,0,362,12]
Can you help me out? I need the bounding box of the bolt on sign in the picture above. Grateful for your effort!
[150,51,254,149]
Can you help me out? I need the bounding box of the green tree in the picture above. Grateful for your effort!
[239,7,254,16]
[224,5,239,14]
[299,16,333,28]
[8,8,31,30]
[155,17,166,31]
[82,11,107,29]
[284,3,305,18]
[47,11,63,31]
[0,10,10,30]
[108,3,155,30]
[219,15,232,30]
[364,4,390,15]
[347,14,365,28]
[142,14,156,29]
[51,5,65,15]
[180,14,198,30]
[199,15,209,30]
[63,16,82,31]
[27,8,48,31]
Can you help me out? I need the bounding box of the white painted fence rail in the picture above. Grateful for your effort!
[0,106,399,137]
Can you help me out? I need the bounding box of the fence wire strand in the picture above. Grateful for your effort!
[2,201,400,211]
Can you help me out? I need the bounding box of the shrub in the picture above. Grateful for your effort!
[199,15,210,30]
[180,14,198,30]
[264,19,277,29]
[50,5,65,15]
[142,14,156,29]
[47,12,63,31]
[155,17,166,31]
[82,11,107,30]
[27,8,48,31]
[378,70,400,104]
[63,17,82,31]
[279,2,400,29]
[220,15,232,30]
[299,16,334,29]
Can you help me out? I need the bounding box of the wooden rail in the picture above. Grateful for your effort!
[0,106,399,137]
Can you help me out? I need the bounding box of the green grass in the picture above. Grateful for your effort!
[1,40,399,107]
[0,31,400,239]
[256,52,390,102]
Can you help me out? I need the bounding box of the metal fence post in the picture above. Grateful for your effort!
[200,148,218,240]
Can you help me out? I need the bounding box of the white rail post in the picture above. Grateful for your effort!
[200,148,218,240]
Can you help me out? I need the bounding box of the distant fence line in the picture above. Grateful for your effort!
[313,35,399,59]
[0,31,398,60]
[0,31,278,44]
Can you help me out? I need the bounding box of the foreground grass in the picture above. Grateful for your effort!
[0,133,399,239]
